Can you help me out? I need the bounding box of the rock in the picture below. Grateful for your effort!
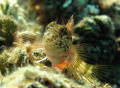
[73,15,117,65]
[0,65,112,88]
[0,65,82,88]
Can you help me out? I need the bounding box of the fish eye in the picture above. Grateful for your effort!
[59,27,68,38]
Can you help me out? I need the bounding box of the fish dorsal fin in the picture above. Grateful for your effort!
[66,15,74,32]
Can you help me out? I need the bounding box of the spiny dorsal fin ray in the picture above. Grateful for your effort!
[66,15,74,31]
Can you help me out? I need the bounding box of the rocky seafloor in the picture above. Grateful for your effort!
[0,0,120,88]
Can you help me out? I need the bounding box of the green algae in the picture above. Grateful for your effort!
[0,16,18,46]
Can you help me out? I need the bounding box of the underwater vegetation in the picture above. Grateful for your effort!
[0,0,120,88]
[0,16,18,46]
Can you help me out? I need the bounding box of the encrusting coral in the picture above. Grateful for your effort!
[0,65,82,88]
[0,46,31,75]
[0,65,112,88]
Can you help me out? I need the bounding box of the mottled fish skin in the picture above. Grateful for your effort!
[42,17,73,65]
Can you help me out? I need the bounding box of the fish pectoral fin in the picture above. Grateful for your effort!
[34,56,47,63]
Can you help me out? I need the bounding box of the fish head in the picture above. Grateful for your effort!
[43,16,74,64]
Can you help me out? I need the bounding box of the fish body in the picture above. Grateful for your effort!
[41,16,107,83]
[42,16,74,71]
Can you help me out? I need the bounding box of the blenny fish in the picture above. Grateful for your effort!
[41,16,74,71]
[36,16,106,82]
